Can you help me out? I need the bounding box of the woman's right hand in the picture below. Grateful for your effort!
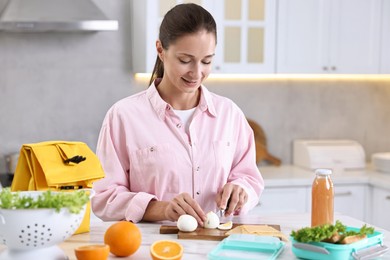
[164,192,206,226]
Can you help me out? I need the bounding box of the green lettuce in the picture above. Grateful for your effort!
[0,188,89,214]
[291,220,375,243]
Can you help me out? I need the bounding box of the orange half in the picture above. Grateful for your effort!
[74,244,110,260]
[150,240,184,260]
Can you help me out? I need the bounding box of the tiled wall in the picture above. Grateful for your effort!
[1,0,390,172]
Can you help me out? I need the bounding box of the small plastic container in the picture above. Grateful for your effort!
[291,227,389,260]
[208,234,285,260]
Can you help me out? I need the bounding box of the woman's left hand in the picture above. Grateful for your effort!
[215,183,248,216]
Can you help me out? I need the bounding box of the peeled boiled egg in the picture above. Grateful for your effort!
[177,214,198,232]
[204,211,220,229]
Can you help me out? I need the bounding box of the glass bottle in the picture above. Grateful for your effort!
[311,169,334,227]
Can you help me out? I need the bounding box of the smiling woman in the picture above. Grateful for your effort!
[91,3,264,227]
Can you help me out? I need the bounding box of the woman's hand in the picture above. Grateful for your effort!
[164,192,206,226]
[216,183,248,216]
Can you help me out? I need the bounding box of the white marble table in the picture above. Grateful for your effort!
[56,212,390,260]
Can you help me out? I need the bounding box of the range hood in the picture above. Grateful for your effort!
[0,0,118,32]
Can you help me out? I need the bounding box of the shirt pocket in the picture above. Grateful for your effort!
[212,140,236,178]
[129,143,179,194]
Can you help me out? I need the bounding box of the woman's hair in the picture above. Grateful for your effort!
[149,3,217,86]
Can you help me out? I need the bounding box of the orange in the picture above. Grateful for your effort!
[104,221,142,257]
[74,244,110,260]
[150,240,183,260]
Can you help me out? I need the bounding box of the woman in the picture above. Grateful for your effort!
[92,3,264,226]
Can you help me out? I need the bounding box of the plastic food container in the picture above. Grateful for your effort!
[291,227,389,260]
[208,234,285,260]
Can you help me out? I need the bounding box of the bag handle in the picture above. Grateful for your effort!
[55,144,87,165]
[63,155,86,164]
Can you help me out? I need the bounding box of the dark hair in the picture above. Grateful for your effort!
[149,3,217,86]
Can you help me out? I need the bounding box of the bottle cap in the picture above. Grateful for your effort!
[315,169,332,175]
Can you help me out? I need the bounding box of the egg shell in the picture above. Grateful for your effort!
[177,214,198,232]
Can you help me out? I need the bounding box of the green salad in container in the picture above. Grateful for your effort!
[291,220,375,244]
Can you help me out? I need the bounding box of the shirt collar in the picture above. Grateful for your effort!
[146,79,217,120]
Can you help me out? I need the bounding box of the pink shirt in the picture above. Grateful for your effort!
[91,81,264,222]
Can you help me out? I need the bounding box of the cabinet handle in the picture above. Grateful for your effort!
[323,66,328,71]
[331,66,336,71]
[386,196,390,200]
[335,191,352,197]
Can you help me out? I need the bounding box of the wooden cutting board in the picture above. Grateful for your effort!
[160,223,281,241]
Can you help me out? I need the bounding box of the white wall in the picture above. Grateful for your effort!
[1,1,390,172]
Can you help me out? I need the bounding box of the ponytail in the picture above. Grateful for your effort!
[149,56,164,86]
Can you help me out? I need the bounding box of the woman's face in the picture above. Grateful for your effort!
[157,30,216,94]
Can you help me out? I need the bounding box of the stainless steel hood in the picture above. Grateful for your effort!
[0,0,118,32]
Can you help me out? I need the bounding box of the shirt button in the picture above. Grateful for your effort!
[196,192,200,195]
[196,166,200,171]
[150,147,155,152]
[176,123,182,128]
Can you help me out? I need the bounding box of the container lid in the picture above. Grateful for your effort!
[315,169,332,176]
[208,234,285,260]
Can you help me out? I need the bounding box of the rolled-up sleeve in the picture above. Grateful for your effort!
[228,112,264,214]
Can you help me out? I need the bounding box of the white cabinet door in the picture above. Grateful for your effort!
[329,0,381,74]
[372,187,390,230]
[131,0,277,74]
[333,185,368,221]
[249,187,309,215]
[276,0,329,73]
[276,0,382,74]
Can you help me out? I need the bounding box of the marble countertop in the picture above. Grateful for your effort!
[62,213,390,259]
[1,212,389,259]
[260,164,390,189]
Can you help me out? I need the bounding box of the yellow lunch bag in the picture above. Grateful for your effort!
[11,141,105,234]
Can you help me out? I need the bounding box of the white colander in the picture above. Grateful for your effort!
[0,191,87,251]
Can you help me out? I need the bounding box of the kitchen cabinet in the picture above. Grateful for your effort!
[254,184,368,221]
[333,185,368,221]
[211,0,277,73]
[372,186,390,230]
[130,0,277,74]
[380,0,390,73]
[276,0,382,74]
[249,186,309,215]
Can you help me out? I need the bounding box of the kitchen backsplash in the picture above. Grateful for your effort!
[1,0,390,171]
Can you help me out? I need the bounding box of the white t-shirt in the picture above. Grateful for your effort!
[173,107,196,133]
